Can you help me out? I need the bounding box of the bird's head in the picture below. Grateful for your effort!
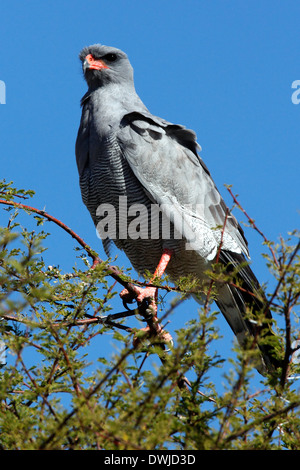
[79,44,134,89]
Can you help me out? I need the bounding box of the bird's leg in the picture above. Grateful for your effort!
[120,249,174,347]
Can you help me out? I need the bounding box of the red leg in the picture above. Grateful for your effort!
[153,249,173,278]
[120,249,174,348]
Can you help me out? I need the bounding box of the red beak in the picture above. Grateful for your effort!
[84,54,109,70]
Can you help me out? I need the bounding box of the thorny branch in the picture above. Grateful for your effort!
[226,185,279,268]
[0,198,129,285]
[226,186,300,385]
[203,207,230,314]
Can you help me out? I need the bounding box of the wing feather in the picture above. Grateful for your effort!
[118,111,249,261]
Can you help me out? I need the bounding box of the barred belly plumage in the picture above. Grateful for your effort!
[79,132,208,279]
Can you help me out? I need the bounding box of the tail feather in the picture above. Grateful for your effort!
[215,250,282,375]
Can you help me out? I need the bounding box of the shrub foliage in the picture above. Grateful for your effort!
[0,180,299,450]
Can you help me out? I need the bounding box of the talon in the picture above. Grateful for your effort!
[160,331,173,348]
[120,287,135,304]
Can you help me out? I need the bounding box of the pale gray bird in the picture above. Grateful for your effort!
[76,44,280,374]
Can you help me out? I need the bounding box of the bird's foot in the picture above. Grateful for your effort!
[120,285,172,351]
[120,285,157,309]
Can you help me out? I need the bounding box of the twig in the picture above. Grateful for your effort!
[0,198,141,298]
[38,346,134,450]
[264,240,300,317]
[220,398,300,447]
[204,208,230,313]
[0,310,135,332]
[226,186,279,268]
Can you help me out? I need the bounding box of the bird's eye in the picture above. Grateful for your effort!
[103,53,117,62]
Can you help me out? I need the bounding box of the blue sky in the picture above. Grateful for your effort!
[0,1,299,385]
